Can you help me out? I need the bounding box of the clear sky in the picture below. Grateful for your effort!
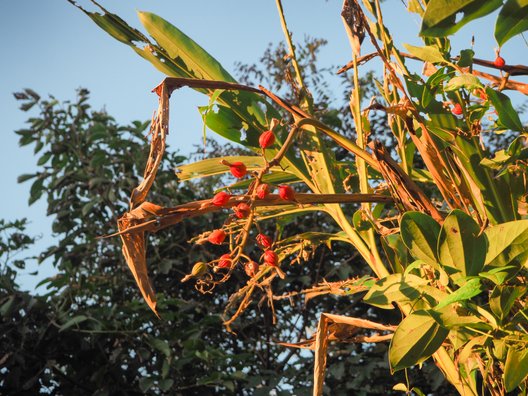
[1,0,526,291]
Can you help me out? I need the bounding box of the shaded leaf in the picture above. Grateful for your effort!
[495,0,528,46]
[504,347,528,392]
[389,310,449,371]
[400,211,441,267]
[435,278,484,309]
[363,273,429,309]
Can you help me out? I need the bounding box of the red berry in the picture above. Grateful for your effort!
[233,202,251,219]
[244,261,259,277]
[259,130,276,149]
[211,191,231,207]
[208,229,226,245]
[256,183,270,199]
[493,56,505,68]
[229,162,247,178]
[278,185,295,201]
[263,250,279,267]
[256,233,273,249]
[217,254,232,269]
[451,103,463,116]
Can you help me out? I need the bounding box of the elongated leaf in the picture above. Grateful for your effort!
[486,88,525,132]
[389,310,449,371]
[435,278,484,309]
[400,212,441,267]
[421,0,502,37]
[363,273,429,309]
[504,347,528,392]
[444,74,483,91]
[485,220,528,272]
[138,12,235,82]
[59,315,89,332]
[428,305,486,329]
[495,0,528,46]
[403,44,446,63]
[175,156,266,181]
[437,210,486,277]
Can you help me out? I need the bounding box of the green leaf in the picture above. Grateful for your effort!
[489,285,527,323]
[175,156,267,181]
[444,74,482,91]
[389,310,449,371]
[363,273,429,309]
[59,315,89,332]
[138,377,155,393]
[400,212,441,267]
[17,173,36,183]
[485,220,528,272]
[403,44,446,63]
[486,88,525,132]
[435,278,484,309]
[37,152,52,166]
[428,305,486,329]
[437,210,486,277]
[504,347,528,392]
[147,337,171,357]
[137,12,235,82]
[421,0,502,37]
[495,0,528,46]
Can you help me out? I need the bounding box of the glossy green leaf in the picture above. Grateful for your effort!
[428,305,486,329]
[363,273,429,309]
[138,12,235,82]
[486,88,525,132]
[403,44,446,63]
[485,220,528,271]
[437,210,486,277]
[504,347,528,392]
[495,0,528,46]
[389,310,449,372]
[400,212,441,267]
[435,278,484,309]
[444,74,482,91]
[421,0,502,37]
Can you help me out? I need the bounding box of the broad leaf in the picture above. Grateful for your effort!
[403,44,446,63]
[389,310,449,371]
[486,88,525,132]
[485,220,528,271]
[437,210,486,277]
[444,74,483,92]
[504,347,528,392]
[421,0,502,37]
[495,0,528,46]
[363,273,429,309]
[400,212,441,267]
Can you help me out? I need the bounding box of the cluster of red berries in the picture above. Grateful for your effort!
[186,124,291,282]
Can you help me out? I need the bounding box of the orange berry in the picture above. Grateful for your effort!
[229,161,247,178]
[493,56,505,68]
[244,261,259,277]
[452,103,463,116]
[217,254,232,269]
[256,233,273,249]
[208,229,226,245]
[263,250,279,267]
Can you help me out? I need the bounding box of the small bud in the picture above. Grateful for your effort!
[212,191,231,207]
[256,233,273,249]
[263,250,279,267]
[217,254,232,269]
[256,183,271,199]
[244,261,259,277]
[451,103,463,116]
[233,202,251,219]
[181,261,207,282]
[208,229,226,245]
[493,56,505,68]
[259,130,276,149]
[278,185,295,201]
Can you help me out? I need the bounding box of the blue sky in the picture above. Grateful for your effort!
[1,0,526,291]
